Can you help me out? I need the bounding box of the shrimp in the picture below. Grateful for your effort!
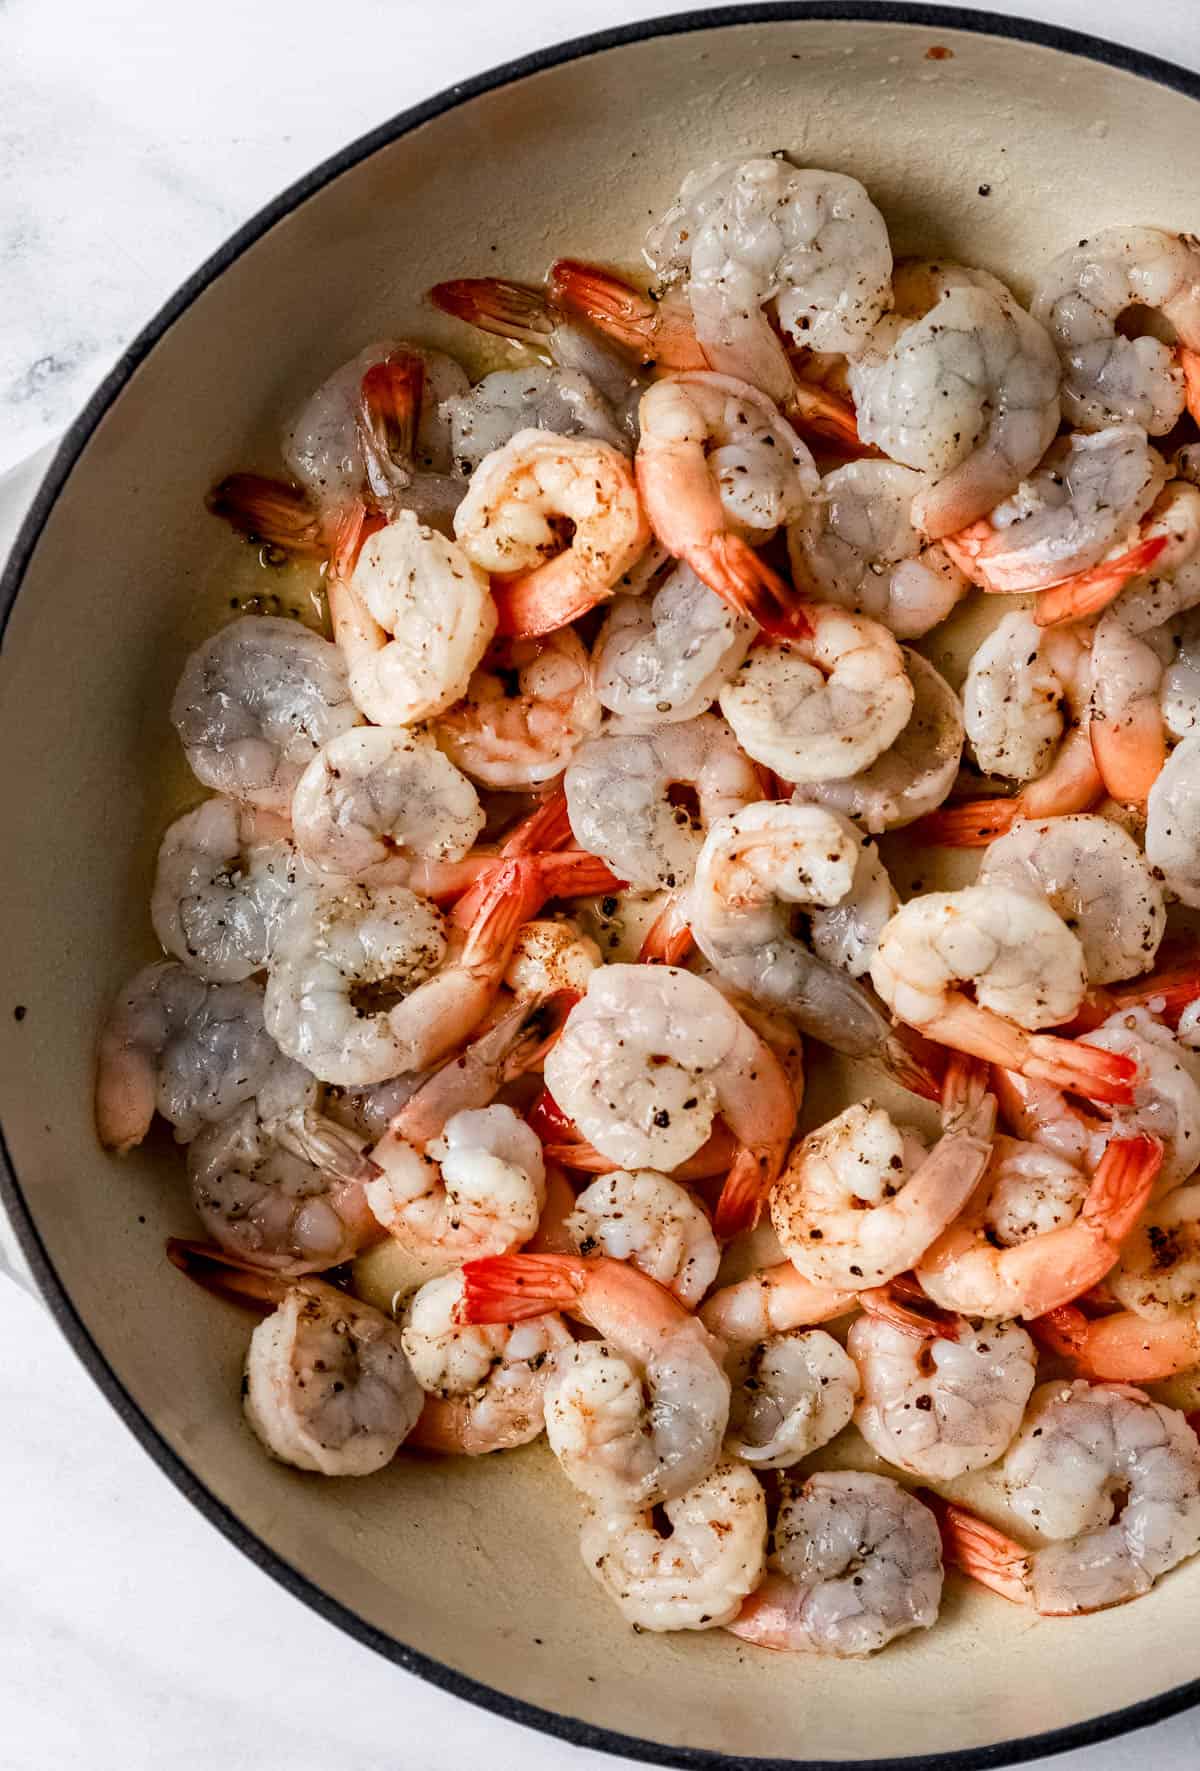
[700,1263,858,1342]
[869,886,1136,1101]
[564,1171,720,1307]
[916,1134,1160,1318]
[170,616,361,814]
[1084,1008,1200,1191]
[327,509,497,726]
[1037,479,1200,629]
[718,608,914,783]
[1031,228,1200,434]
[977,815,1165,986]
[848,1310,1036,1479]
[366,1103,545,1264]
[770,1095,994,1289]
[1162,608,1200,738]
[725,1330,859,1469]
[291,725,483,876]
[933,1380,1200,1613]
[728,1471,943,1657]
[460,1252,730,1507]
[634,374,817,633]
[542,965,795,1236]
[504,917,601,999]
[441,364,627,474]
[401,1269,572,1454]
[1147,732,1200,907]
[593,561,755,724]
[978,1134,1092,1245]
[580,1462,767,1632]
[452,430,649,638]
[960,612,1084,785]
[564,712,760,891]
[794,652,964,834]
[548,257,709,374]
[788,462,967,638]
[434,629,601,789]
[1088,614,1167,805]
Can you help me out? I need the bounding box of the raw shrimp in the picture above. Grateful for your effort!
[244,1278,423,1475]
[1084,1008,1200,1190]
[1088,614,1167,805]
[328,510,496,725]
[1038,479,1200,630]
[565,1170,720,1306]
[848,1311,1036,1479]
[366,1104,545,1262]
[789,462,967,638]
[916,1134,1161,1318]
[977,814,1165,986]
[548,258,709,375]
[435,629,602,789]
[441,365,627,474]
[771,1096,994,1289]
[291,725,483,876]
[401,1269,572,1454]
[1147,733,1200,906]
[850,284,1061,537]
[460,1252,730,1507]
[634,374,817,632]
[453,430,649,638]
[700,1263,858,1342]
[593,562,755,724]
[960,612,1080,784]
[725,1330,859,1469]
[1031,228,1200,434]
[1162,608,1200,737]
[580,1461,766,1632]
[934,1380,1200,1613]
[728,1471,943,1656]
[718,608,914,783]
[564,712,760,890]
[542,964,795,1235]
[170,617,361,814]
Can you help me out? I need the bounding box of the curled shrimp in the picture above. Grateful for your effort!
[460,1252,730,1507]
[565,1170,720,1307]
[593,560,755,725]
[1035,478,1200,630]
[366,1104,545,1264]
[1147,732,1200,907]
[1162,607,1200,739]
[725,1329,859,1469]
[1083,1008,1200,1191]
[980,1133,1092,1244]
[700,1262,858,1343]
[434,629,601,789]
[962,612,1087,786]
[1087,613,1167,806]
[442,364,628,474]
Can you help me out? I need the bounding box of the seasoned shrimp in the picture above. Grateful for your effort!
[850,284,1060,537]
[564,712,760,891]
[461,1252,730,1507]
[789,462,967,638]
[960,612,1082,784]
[504,916,602,999]
[1088,614,1167,805]
[453,429,649,638]
[593,562,755,724]
[581,1462,767,1632]
[634,374,817,632]
[1031,228,1200,434]
[401,1269,572,1454]
[725,1330,859,1469]
[1147,733,1200,907]
[934,1380,1200,1613]
[328,509,497,726]
[728,1471,943,1656]
[718,608,914,783]
[244,1278,423,1475]
[979,1134,1092,1244]
[1162,608,1200,738]
[441,364,627,474]
[366,1104,545,1263]
[171,616,361,814]
[565,1170,720,1307]
[848,1311,1036,1479]
[542,964,795,1235]
[435,629,601,789]
[1037,479,1200,630]
[700,1263,857,1342]
[1084,1008,1200,1191]
[977,815,1165,986]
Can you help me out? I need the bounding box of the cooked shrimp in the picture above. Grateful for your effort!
[1162,608,1200,738]
[1038,479,1200,629]
[725,1329,859,1469]
[848,1311,1036,1479]
[401,1268,572,1454]
[789,461,967,638]
[728,1471,943,1656]
[171,616,361,814]
[1084,1008,1200,1190]
[593,561,755,724]
[977,814,1165,986]
[547,256,709,374]
[460,1252,730,1507]
[452,429,649,638]
[718,608,914,783]
[961,612,1082,784]
[1031,228,1200,434]
[1147,732,1200,907]
[581,1461,767,1632]
[504,917,601,998]
[978,1134,1092,1245]
[565,1170,720,1306]
[700,1263,857,1342]
[441,364,627,474]
[542,964,795,1235]
[366,1103,545,1263]
[435,629,601,789]
[564,712,760,891]
[1088,614,1167,805]
[634,374,817,633]
[933,1380,1200,1613]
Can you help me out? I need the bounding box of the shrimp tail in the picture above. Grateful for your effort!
[527,1086,579,1143]
[549,259,708,370]
[458,1251,587,1323]
[918,1490,1032,1606]
[206,473,327,560]
[883,1025,945,1102]
[1023,1036,1137,1106]
[1181,346,1200,427]
[785,381,870,455]
[713,1148,777,1239]
[1107,947,1200,1026]
[695,535,813,639]
[503,788,573,857]
[165,1238,288,1313]
[1029,1303,1092,1359]
[428,277,555,347]
[357,352,424,492]
[639,896,696,966]
[860,1277,966,1341]
[940,1050,992,1123]
[1082,1134,1162,1242]
[915,798,1022,846]
[1034,533,1169,627]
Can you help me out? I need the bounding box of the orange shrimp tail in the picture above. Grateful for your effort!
[881,1024,946,1103]
[503,788,573,857]
[1109,948,1200,1026]
[914,798,1020,846]
[639,899,695,966]
[460,856,542,960]
[940,1050,991,1119]
[860,1277,966,1341]
[786,381,870,455]
[1022,1036,1137,1106]
[1034,533,1169,628]
[428,277,554,346]
[526,1087,578,1144]
[490,559,610,639]
[358,352,424,469]
[549,259,708,370]
[1089,708,1167,806]
[165,1238,288,1312]
[695,535,813,638]
[330,499,385,580]
[206,473,326,559]
[1180,346,1200,427]
[1029,1303,1092,1360]
[536,850,625,902]
[713,1149,774,1239]
[458,1252,587,1323]
[918,1491,1032,1606]
[1084,1134,1162,1242]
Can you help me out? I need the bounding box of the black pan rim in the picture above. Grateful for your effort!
[3,6,1200,1766]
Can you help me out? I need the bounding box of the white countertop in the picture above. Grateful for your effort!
[6,1,1200,1765]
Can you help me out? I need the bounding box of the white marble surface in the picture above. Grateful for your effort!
[6,0,1200,1766]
